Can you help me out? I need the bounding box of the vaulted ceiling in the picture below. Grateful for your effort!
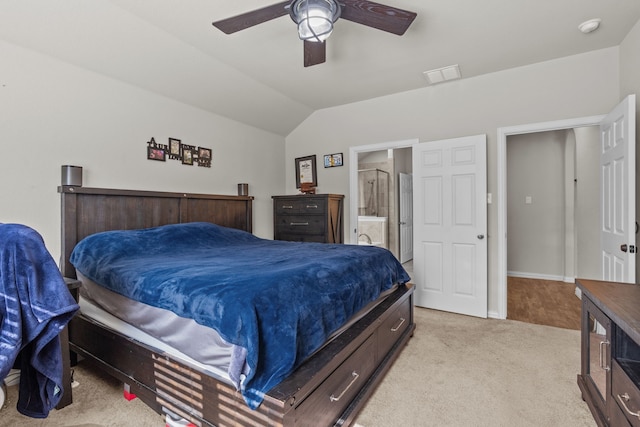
[1,0,639,136]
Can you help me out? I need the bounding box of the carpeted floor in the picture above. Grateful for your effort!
[0,307,595,427]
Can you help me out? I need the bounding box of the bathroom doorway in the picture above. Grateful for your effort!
[350,141,415,262]
[357,167,390,249]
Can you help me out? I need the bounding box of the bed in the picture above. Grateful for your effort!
[58,186,415,427]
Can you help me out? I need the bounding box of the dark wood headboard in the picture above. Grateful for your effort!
[58,186,253,278]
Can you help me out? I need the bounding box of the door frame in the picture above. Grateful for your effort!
[496,115,604,319]
[349,139,418,245]
[398,172,413,263]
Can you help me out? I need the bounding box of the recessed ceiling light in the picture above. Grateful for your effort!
[423,64,461,85]
[578,18,601,34]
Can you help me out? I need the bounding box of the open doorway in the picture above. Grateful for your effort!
[496,114,605,320]
[348,139,417,272]
[505,127,599,329]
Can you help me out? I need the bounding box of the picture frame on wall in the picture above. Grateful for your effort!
[198,147,212,160]
[147,146,166,161]
[295,155,317,188]
[168,138,182,158]
[197,147,212,167]
[323,153,343,168]
[182,148,194,165]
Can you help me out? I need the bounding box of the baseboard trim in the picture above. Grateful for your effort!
[507,271,574,283]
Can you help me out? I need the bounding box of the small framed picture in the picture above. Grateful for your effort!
[199,147,211,159]
[147,146,166,161]
[324,153,343,168]
[182,148,194,165]
[295,155,317,188]
[197,147,212,167]
[168,138,182,159]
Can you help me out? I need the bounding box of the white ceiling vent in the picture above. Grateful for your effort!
[423,64,461,85]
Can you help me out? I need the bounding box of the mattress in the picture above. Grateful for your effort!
[77,272,397,387]
[78,272,233,383]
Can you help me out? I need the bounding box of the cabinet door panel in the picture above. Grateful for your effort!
[582,297,611,420]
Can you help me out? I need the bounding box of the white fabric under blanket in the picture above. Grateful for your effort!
[77,272,235,383]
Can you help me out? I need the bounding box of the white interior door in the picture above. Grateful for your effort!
[412,135,488,318]
[601,94,636,283]
[399,172,413,263]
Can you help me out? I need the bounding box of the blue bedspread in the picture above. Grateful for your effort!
[70,222,409,409]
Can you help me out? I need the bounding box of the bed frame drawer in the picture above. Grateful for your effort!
[295,334,377,426]
[377,296,412,359]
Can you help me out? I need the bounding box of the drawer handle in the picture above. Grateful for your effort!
[617,393,640,419]
[290,222,309,226]
[306,205,318,209]
[390,317,406,332]
[329,371,360,403]
[281,205,294,209]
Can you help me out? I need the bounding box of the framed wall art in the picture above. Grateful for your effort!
[182,146,195,165]
[295,155,317,188]
[147,146,166,161]
[198,147,212,168]
[324,153,343,168]
[168,138,182,160]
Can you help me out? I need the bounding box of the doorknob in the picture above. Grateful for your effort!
[621,244,628,253]
[477,234,485,240]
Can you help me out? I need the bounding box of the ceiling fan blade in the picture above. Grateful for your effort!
[304,40,326,67]
[340,0,417,35]
[212,1,290,34]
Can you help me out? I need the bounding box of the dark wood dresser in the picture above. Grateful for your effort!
[272,194,344,243]
[577,279,640,427]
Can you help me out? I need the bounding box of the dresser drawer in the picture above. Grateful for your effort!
[274,233,327,243]
[275,215,325,234]
[378,296,411,359]
[295,334,376,426]
[274,198,326,215]
[613,359,640,426]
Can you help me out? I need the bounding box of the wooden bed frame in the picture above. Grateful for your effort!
[58,186,415,427]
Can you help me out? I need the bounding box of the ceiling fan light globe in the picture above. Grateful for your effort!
[290,0,340,42]
[298,17,333,41]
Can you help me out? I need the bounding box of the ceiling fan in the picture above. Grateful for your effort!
[212,0,417,67]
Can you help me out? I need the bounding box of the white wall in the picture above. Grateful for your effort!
[506,131,567,279]
[285,47,621,315]
[0,41,285,263]
[574,126,601,280]
[505,128,600,282]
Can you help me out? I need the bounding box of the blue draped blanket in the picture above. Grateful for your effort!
[0,224,79,418]
[70,222,409,409]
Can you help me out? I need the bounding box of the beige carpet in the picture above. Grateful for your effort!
[0,307,595,427]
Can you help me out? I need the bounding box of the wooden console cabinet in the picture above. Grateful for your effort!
[272,194,344,243]
[577,279,640,426]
